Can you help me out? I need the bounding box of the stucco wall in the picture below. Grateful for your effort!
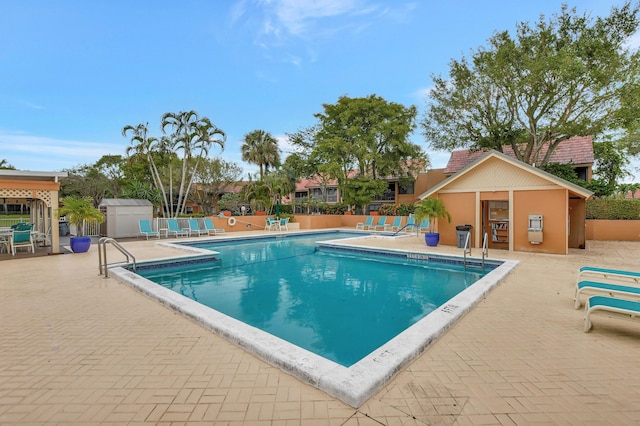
[586,220,640,241]
[513,189,567,254]
[438,192,476,247]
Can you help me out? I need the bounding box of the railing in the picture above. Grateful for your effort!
[98,237,136,279]
[0,217,30,228]
[482,232,489,267]
[463,232,489,268]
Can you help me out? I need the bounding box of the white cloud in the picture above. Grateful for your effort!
[0,132,123,171]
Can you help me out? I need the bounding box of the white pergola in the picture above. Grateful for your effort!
[0,170,68,254]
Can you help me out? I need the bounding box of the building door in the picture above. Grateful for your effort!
[482,200,509,250]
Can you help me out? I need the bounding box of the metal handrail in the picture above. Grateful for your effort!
[390,223,418,236]
[482,232,489,267]
[98,237,136,278]
[463,231,472,267]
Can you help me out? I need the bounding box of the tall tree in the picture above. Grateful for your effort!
[296,95,425,210]
[191,158,243,215]
[241,130,281,180]
[123,122,172,216]
[161,111,226,216]
[422,2,640,166]
[0,159,16,170]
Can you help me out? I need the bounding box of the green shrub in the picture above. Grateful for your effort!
[586,198,640,220]
[377,203,416,216]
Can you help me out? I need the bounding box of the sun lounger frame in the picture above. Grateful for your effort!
[584,295,640,332]
[574,280,640,309]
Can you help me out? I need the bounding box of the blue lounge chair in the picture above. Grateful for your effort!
[138,219,160,239]
[356,216,374,230]
[204,218,225,235]
[584,295,640,332]
[388,217,402,231]
[574,280,640,309]
[418,218,430,232]
[578,266,640,284]
[166,219,188,237]
[403,216,416,232]
[374,216,387,231]
[188,218,208,236]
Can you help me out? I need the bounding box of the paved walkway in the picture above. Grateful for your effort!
[1,231,640,424]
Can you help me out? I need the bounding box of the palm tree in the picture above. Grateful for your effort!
[162,111,225,216]
[241,130,281,181]
[123,123,175,216]
[0,159,15,170]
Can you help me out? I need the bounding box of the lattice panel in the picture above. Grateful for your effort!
[446,157,555,191]
[0,188,53,207]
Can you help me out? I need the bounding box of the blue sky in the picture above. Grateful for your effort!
[0,0,633,177]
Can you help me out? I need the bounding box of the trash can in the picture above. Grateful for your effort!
[456,224,473,248]
[58,221,69,236]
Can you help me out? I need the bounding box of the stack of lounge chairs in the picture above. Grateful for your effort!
[575,266,640,332]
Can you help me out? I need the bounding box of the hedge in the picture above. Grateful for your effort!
[586,198,640,220]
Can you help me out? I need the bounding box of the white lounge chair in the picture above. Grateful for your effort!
[356,216,374,230]
[578,266,640,284]
[373,216,387,231]
[188,218,208,236]
[574,280,640,309]
[388,217,402,231]
[166,219,189,237]
[138,219,160,239]
[584,295,640,332]
[204,218,225,235]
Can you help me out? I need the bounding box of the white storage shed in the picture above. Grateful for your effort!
[98,198,154,238]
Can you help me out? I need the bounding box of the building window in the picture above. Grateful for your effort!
[398,181,414,194]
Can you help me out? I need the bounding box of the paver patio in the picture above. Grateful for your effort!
[2,231,640,424]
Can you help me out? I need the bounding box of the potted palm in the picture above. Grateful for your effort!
[57,196,105,253]
[414,197,451,247]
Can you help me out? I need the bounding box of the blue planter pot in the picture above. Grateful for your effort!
[70,236,92,253]
[425,233,440,247]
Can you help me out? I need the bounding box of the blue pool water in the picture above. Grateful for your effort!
[136,232,493,366]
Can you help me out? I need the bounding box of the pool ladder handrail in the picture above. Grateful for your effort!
[390,223,418,236]
[98,237,136,279]
[463,232,489,268]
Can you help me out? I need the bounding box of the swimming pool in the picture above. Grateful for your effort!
[110,230,518,407]
[136,232,489,367]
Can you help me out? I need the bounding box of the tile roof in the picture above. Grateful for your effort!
[444,136,594,175]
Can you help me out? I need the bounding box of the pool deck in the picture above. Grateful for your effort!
[2,230,640,424]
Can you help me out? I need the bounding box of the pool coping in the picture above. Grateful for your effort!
[109,231,518,407]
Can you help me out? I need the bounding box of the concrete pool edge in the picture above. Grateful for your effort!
[109,246,518,407]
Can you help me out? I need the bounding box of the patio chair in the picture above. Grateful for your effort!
[204,218,225,235]
[12,229,35,255]
[418,218,430,232]
[388,217,403,231]
[138,219,160,239]
[32,226,51,247]
[356,216,374,230]
[265,217,279,231]
[279,217,289,231]
[584,295,640,332]
[574,280,640,309]
[0,228,12,254]
[373,216,387,231]
[166,219,189,238]
[188,218,208,236]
